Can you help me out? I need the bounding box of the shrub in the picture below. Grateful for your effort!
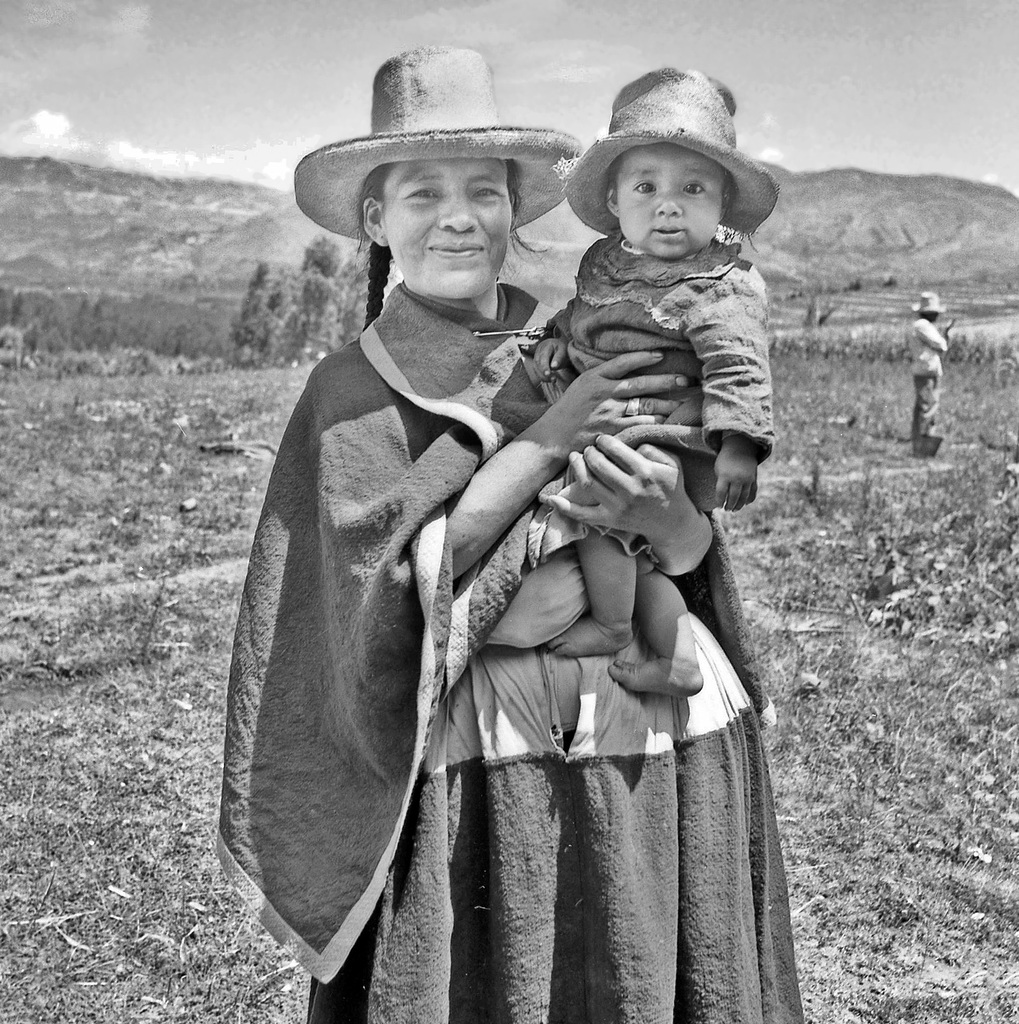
[231,237,366,366]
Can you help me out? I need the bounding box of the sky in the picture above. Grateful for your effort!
[2,0,1018,195]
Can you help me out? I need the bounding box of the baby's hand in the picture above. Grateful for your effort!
[714,435,760,512]
[533,334,570,382]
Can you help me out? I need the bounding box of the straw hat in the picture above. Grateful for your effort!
[912,291,947,313]
[566,68,779,236]
[295,47,580,238]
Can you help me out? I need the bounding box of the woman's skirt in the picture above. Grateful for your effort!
[309,617,803,1024]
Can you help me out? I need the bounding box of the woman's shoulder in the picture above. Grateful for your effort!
[302,338,392,414]
[303,339,383,395]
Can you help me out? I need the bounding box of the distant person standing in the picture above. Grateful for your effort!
[910,291,952,456]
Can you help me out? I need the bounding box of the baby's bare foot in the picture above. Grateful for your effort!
[547,616,633,657]
[609,654,703,697]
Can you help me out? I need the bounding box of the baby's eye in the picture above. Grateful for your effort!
[634,181,655,194]
[684,183,706,195]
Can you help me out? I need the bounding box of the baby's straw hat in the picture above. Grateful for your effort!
[566,68,779,236]
[295,47,580,238]
[912,291,947,313]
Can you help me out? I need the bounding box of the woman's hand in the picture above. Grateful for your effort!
[532,351,683,459]
[447,355,685,579]
[546,436,712,576]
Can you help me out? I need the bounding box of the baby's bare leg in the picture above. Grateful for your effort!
[610,559,703,697]
[547,533,634,657]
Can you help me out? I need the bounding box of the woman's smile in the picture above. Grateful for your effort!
[430,242,485,256]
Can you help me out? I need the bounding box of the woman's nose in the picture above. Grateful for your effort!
[437,200,477,231]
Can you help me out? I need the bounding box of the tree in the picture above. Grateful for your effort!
[231,238,365,364]
[0,324,25,368]
[297,235,366,356]
[301,235,345,280]
[230,261,299,362]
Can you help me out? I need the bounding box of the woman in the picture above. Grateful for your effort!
[218,47,803,1024]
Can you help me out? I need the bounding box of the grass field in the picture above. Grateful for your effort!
[1,351,1017,1022]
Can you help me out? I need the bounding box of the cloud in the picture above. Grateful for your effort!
[110,3,151,40]
[260,159,292,183]
[24,0,80,28]
[29,110,72,140]
[21,0,151,40]
[0,110,93,156]
[759,146,784,163]
[380,0,634,90]
[549,65,611,84]
[0,1,152,103]
[0,110,316,189]
[111,139,199,171]
[105,136,315,189]
[397,0,570,48]
[16,1,152,68]
[982,172,1018,195]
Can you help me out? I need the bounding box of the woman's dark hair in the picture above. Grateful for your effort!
[358,159,524,329]
[358,165,393,329]
[363,241,392,329]
[505,160,541,256]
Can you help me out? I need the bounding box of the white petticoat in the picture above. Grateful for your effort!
[425,608,753,772]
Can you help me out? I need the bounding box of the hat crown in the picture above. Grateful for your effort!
[914,291,946,312]
[371,47,501,134]
[606,68,736,148]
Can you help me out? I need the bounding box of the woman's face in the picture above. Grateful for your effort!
[363,158,512,314]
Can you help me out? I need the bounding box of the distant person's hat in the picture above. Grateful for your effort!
[912,291,947,313]
[294,47,580,238]
[565,68,780,237]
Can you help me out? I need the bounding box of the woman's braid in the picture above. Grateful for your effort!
[364,242,392,329]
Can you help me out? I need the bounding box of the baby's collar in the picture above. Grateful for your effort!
[594,233,749,288]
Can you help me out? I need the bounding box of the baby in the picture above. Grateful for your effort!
[530,68,779,695]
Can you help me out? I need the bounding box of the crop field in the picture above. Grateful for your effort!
[1,342,1018,1022]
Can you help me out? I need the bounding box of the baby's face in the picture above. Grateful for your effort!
[607,143,725,259]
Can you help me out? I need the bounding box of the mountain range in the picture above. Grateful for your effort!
[2,154,1017,307]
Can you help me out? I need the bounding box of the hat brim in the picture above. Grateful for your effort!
[565,132,779,236]
[912,303,946,312]
[294,128,580,238]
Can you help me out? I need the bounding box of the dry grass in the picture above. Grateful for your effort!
[1,351,1017,1022]
[1,368,310,1023]
[722,354,1019,1022]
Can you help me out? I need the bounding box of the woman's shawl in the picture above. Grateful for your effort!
[217,284,768,982]
[218,286,554,980]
